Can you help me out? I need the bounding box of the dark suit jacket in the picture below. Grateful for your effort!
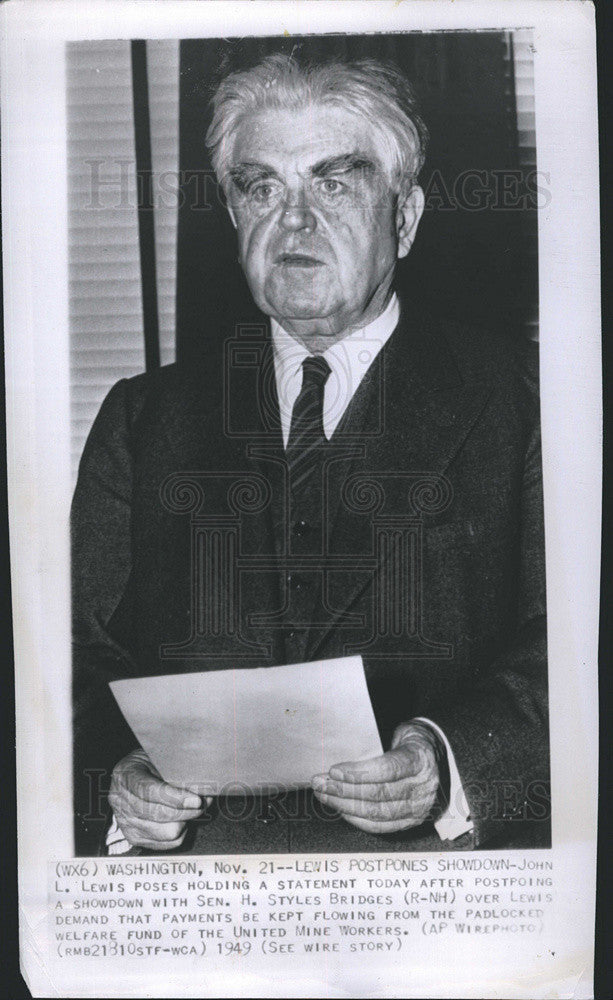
[72,306,549,855]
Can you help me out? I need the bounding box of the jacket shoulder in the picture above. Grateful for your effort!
[77,363,206,474]
[95,361,208,431]
[115,362,197,415]
[436,318,540,409]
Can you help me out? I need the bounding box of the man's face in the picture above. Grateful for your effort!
[225,104,424,341]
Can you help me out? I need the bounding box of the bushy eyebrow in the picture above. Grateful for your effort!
[310,153,377,178]
[228,162,281,192]
[228,153,377,191]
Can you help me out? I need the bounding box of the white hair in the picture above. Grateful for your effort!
[205,54,429,195]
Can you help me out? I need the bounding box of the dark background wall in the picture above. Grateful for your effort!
[176,32,538,365]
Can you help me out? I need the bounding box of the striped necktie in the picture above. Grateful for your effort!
[286,355,331,496]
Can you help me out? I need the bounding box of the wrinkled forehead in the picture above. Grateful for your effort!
[228,104,386,178]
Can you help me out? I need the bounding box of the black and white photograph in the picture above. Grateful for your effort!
[71,30,549,859]
[3,2,600,996]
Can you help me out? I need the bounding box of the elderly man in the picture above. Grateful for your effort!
[72,55,549,856]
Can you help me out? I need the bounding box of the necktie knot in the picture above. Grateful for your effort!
[301,354,331,390]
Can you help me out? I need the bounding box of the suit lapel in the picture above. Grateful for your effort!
[151,331,287,666]
[306,307,494,660]
[369,307,493,473]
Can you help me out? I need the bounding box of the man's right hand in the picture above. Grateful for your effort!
[108,749,207,850]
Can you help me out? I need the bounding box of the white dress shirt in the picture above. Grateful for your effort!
[106,293,471,854]
[272,293,401,447]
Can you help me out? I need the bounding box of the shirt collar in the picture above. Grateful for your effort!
[271,293,400,443]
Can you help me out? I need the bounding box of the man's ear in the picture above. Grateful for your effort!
[396,184,425,260]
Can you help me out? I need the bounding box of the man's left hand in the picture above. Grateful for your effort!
[311,723,441,834]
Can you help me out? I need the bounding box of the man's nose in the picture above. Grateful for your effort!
[279,189,316,233]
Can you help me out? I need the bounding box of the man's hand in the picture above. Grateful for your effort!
[108,749,208,850]
[311,723,442,834]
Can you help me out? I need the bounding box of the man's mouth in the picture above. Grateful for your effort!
[275,253,325,267]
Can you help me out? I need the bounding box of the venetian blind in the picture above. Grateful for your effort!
[68,40,179,484]
[510,28,539,340]
[512,29,537,170]
[148,39,180,368]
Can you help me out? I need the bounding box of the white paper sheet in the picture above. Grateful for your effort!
[109,656,383,792]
